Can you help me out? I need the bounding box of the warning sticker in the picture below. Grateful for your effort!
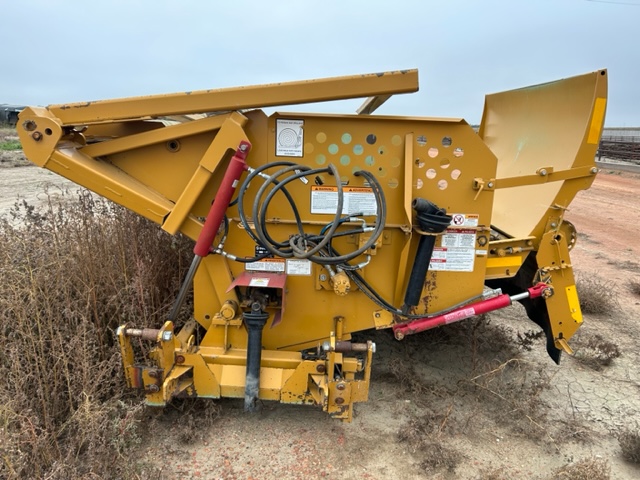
[286,259,312,275]
[310,186,377,215]
[276,119,304,157]
[429,247,475,272]
[249,277,271,287]
[441,228,476,248]
[246,259,286,273]
[449,213,479,227]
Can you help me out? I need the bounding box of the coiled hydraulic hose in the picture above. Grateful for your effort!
[254,163,343,259]
[237,161,305,251]
[235,162,384,266]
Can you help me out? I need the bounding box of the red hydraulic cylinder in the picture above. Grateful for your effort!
[392,283,550,340]
[194,141,251,257]
[168,141,251,322]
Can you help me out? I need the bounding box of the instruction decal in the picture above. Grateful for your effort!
[310,186,377,215]
[286,259,312,275]
[429,228,477,272]
[276,119,304,157]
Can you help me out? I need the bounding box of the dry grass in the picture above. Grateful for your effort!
[0,191,193,479]
[618,428,640,464]
[576,275,620,315]
[397,414,464,474]
[572,333,621,371]
[551,457,610,479]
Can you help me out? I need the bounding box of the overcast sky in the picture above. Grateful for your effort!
[3,0,638,126]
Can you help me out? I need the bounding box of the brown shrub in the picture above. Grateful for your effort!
[572,333,621,371]
[0,191,193,479]
[551,457,610,480]
[618,428,640,464]
[576,275,620,315]
[397,414,464,474]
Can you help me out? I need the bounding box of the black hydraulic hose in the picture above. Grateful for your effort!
[401,198,452,314]
[240,164,384,265]
[265,164,342,259]
[237,161,305,248]
[292,169,386,265]
[254,164,343,258]
[243,302,269,413]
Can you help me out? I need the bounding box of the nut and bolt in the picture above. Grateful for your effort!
[147,384,160,393]
[319,274,328,282]
[148,370,159,379]
[31,131,43,141]
[336,382,346,391]
[335,397,345,405]
[175,355,185,364]
[316,364,326,373]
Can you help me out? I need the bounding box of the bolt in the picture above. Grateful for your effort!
[550,222,558,228]
[374,312,380,318]
[487,182,494,188]
[31,131,43,141]
[335,397,345,405]
[591,167,599,174]
[148,370,158,378]
[322,341,331,352]
[319,274,328,282]
[336,382,346,391]
[161,331,173,342]
[147,384,160,393]
[316,364,326,374]
[175,355,185,364]
[539,169,547,176]
[394,331,404,341]
[370,342,377,353]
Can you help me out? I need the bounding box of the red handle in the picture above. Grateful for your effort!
[193,141,251,257]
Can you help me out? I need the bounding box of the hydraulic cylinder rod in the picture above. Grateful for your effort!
[168,141,251,321]
[394,283,551,340]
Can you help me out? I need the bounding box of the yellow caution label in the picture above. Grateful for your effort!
[587,97,607,145]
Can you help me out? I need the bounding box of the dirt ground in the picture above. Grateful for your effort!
[1,154,638,479]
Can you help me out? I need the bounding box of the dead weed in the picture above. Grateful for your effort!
[618,428,640,464]
[550,456,610,480]
[572,333,621,371]
[397,412,464,474]
[628,279,640,297]
[576,275,620,315]
[0,192,193,479]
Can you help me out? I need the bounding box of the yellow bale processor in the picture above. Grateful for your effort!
[18,69,607,420]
